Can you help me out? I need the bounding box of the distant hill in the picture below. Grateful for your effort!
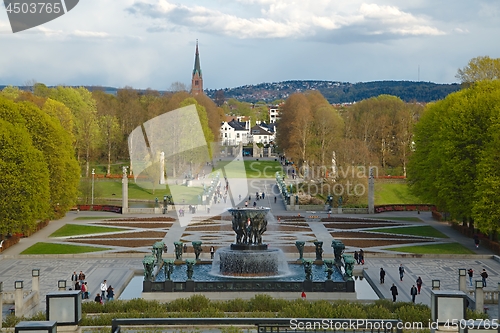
[1,80,462,104]
[205,80,462,104]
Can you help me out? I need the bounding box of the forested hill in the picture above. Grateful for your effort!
[205,80,462,103]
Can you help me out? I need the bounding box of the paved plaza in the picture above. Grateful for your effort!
[1,185,500,318]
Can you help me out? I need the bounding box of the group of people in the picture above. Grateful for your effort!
[468,268,489,287]
[353,249,365,265]
[71,271,89,299]
[379,265,423,303]
[94,279,114,304]
[72,273,114,303]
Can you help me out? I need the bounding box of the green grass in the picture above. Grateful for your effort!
[74,216,119,220]
[82,160,283,203]
[94,179,171,200]
[215,160,283,178]
[50,224,127,237]
[370,225,448,238]
[375,182,427,205]
[20,242,111,255]
[388,243,475,254]
[381,217,423,222]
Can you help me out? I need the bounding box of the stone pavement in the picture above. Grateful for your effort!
[1,178,500,318]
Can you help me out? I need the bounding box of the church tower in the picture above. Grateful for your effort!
[191,40,203,95]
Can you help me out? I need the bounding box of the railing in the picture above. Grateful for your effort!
[466,290,500,304]
[111,318,403,333]
[374,204,436,213]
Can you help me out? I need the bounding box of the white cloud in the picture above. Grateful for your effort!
[72,30,110,38]
[127,0,445,41]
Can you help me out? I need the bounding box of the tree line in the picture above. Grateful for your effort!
[408,56,500,236]
[276,91,424,176]
[0,85,222,235]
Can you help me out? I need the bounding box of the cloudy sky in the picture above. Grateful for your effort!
[1,0,499,91]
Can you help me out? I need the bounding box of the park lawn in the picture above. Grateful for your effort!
[215,160,282,178]
[380,217,423,222]
[387,243,475,254]
[94,179,171,200]
[369,225,448,238]
[74,216,119,220]
[50,224,127,237]
[21,242,111,255]
[375,182,428,205]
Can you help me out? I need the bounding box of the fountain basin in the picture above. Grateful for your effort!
[215,247,289,277]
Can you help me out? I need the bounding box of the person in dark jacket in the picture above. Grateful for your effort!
[380,268,386,284]
[390,284,398,302]
[410,285,418,303]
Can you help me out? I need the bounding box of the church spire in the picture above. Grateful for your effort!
[191,39,203,95]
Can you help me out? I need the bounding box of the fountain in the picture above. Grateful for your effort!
[212,207,290,277]
[142,207,356,296]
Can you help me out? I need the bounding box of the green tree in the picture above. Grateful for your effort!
[17,101,80,218]
[409,81,500,230]
[0,86,21,100]
[49,86,99,177]
[99,115,121,175]
[0,115,50,235]
[456,56,500,85]
[42,98,75,138]
[473,117,500,236]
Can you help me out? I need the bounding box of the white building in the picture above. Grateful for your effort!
[250,124,274,144]
[220,118,250,146]
[269,106,280,123]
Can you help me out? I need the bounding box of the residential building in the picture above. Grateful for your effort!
[269,105,280,123]
[220,118,250,146]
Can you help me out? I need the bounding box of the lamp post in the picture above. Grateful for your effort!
[475,280,484,313]
[58,280,66,291]
[497,282,500,320]
[459,268,467,292]
[432,279,440,290]
[15,281,23,316]
[0,281,3,329]
[91,168,95,205]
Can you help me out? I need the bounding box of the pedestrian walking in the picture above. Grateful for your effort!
[468,268,474,287]
[399,264,405,281]
[416,276,423,294]
[107,286,114,301]
[245,201,248,207]
[301,291,306,300]
[354,251,359,264]
[84,282,89,299]
[80,282,87,299]
[481,269,488,287]
[253,201,257,208]
[100,280,107,300]
[183,243,188,253]
[359,249,364,265]
[210,246,215,259]
[380,268,386,284]
[274,196,277,203]
[78,271,86,284]
[390,284,398,302]
[410,285,418,303]
[474,234,480,249]
[71,271,78,289]
[164,244,168,253]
